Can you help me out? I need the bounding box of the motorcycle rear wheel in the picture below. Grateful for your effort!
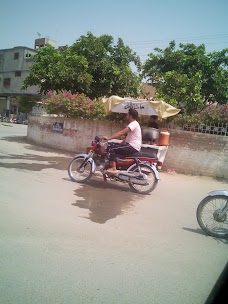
[196,195,228,238]
[128,163,158,194]
[68,156,93,183]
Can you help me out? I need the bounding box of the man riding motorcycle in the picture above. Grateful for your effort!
[102,108,142,174]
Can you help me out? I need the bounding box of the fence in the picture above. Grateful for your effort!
[164,122,228,136]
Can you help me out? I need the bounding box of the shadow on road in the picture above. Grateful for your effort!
[0,153,71,171]
[2,135,147,223]
[0,136,72,171]
[182,227,228,244]
[2,135,28,143]
[72,178,144,224]
[2,135,75,155]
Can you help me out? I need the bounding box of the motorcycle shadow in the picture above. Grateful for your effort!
[82,176,133,192]
[72,177,144,224]
[182,227,228,244]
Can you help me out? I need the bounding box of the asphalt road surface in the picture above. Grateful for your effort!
[0,123,227,304]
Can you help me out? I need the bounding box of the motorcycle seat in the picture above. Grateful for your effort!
[122,148,158,160]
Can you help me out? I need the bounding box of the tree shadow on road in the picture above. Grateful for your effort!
[0,135,72,171]
[72,177,145,224]
[1,135,75,155]
[0,153,71,171]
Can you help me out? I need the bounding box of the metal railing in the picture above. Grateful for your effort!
[164,122,228,136]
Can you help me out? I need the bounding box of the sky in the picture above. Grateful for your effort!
[1,0,227,63]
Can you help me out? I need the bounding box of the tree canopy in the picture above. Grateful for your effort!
[143,41,228,113]
[23,33,228,116]
[23,32,142,99]
[22,44,92,95]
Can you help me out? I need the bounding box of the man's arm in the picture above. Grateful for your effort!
[103,127,130,141]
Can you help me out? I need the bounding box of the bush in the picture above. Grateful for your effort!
[198,103,228,124]
[41,91,130,122]
[171,104,228,126]
[42,91,106,120]
[42,91,228,126]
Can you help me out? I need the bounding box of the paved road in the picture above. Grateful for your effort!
[0,123,227,304]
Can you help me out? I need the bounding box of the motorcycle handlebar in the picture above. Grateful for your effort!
[94,136,109,143]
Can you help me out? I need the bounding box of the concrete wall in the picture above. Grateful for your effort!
[27,115,125,153]
[163,129,228,179]
[27,115,228,179]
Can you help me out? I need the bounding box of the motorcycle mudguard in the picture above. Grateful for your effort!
[73,154,96,173]
[208,190,228,197]
[150,164,160,180]
[127,163,160,180]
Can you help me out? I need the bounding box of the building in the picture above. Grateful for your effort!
[0,38,56,117]
[141,83,156,99]
[34,37,56,49]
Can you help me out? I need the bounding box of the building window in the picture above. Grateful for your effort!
[15,71,21,77]
[3,78,11,88]
[14,52,19,60]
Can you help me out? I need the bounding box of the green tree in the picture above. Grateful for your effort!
[16,95,39,113]
[143,41,228,114]
[23,32,142,99]
[207,49,228,103]
[71,32,142,98]
[23,44,92,94]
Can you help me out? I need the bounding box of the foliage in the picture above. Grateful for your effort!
[143,41,228,114]
[170,103,228,125]
[22,34,228,118]
[156,70,203,112]
[40,91,228,128]
[16,95,38,113]
[22,45,92,95]
[42,91,130,122]
[71,32,142,98]
[105,112,126,123]
[198,103,228,124]
[23,32,142,99]
[42,91,106,120]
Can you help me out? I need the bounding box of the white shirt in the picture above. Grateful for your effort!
[125,120,142,151]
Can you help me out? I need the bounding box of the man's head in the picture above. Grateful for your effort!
[150,115,158,121]
[127,108,138,121]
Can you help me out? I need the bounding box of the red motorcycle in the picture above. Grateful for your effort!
[68,136,159,194]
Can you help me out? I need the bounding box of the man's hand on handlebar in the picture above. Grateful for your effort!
[102,136,109,140]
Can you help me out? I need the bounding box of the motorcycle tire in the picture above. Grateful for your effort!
[68,156,93,183]
[128,163,158,194]
[196,195,228,239]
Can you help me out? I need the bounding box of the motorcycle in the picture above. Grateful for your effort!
[196,190,228,238]
[68,136,159,194]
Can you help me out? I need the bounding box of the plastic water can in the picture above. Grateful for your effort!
[159,130,170,146]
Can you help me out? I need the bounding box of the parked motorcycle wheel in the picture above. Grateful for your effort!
[128,163,158,194]
[68,156,93,183]
[196,195,228,238]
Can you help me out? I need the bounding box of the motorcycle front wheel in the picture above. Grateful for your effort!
[128,163,158,194]
[68,156,93,183]
[196,195,228,238]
